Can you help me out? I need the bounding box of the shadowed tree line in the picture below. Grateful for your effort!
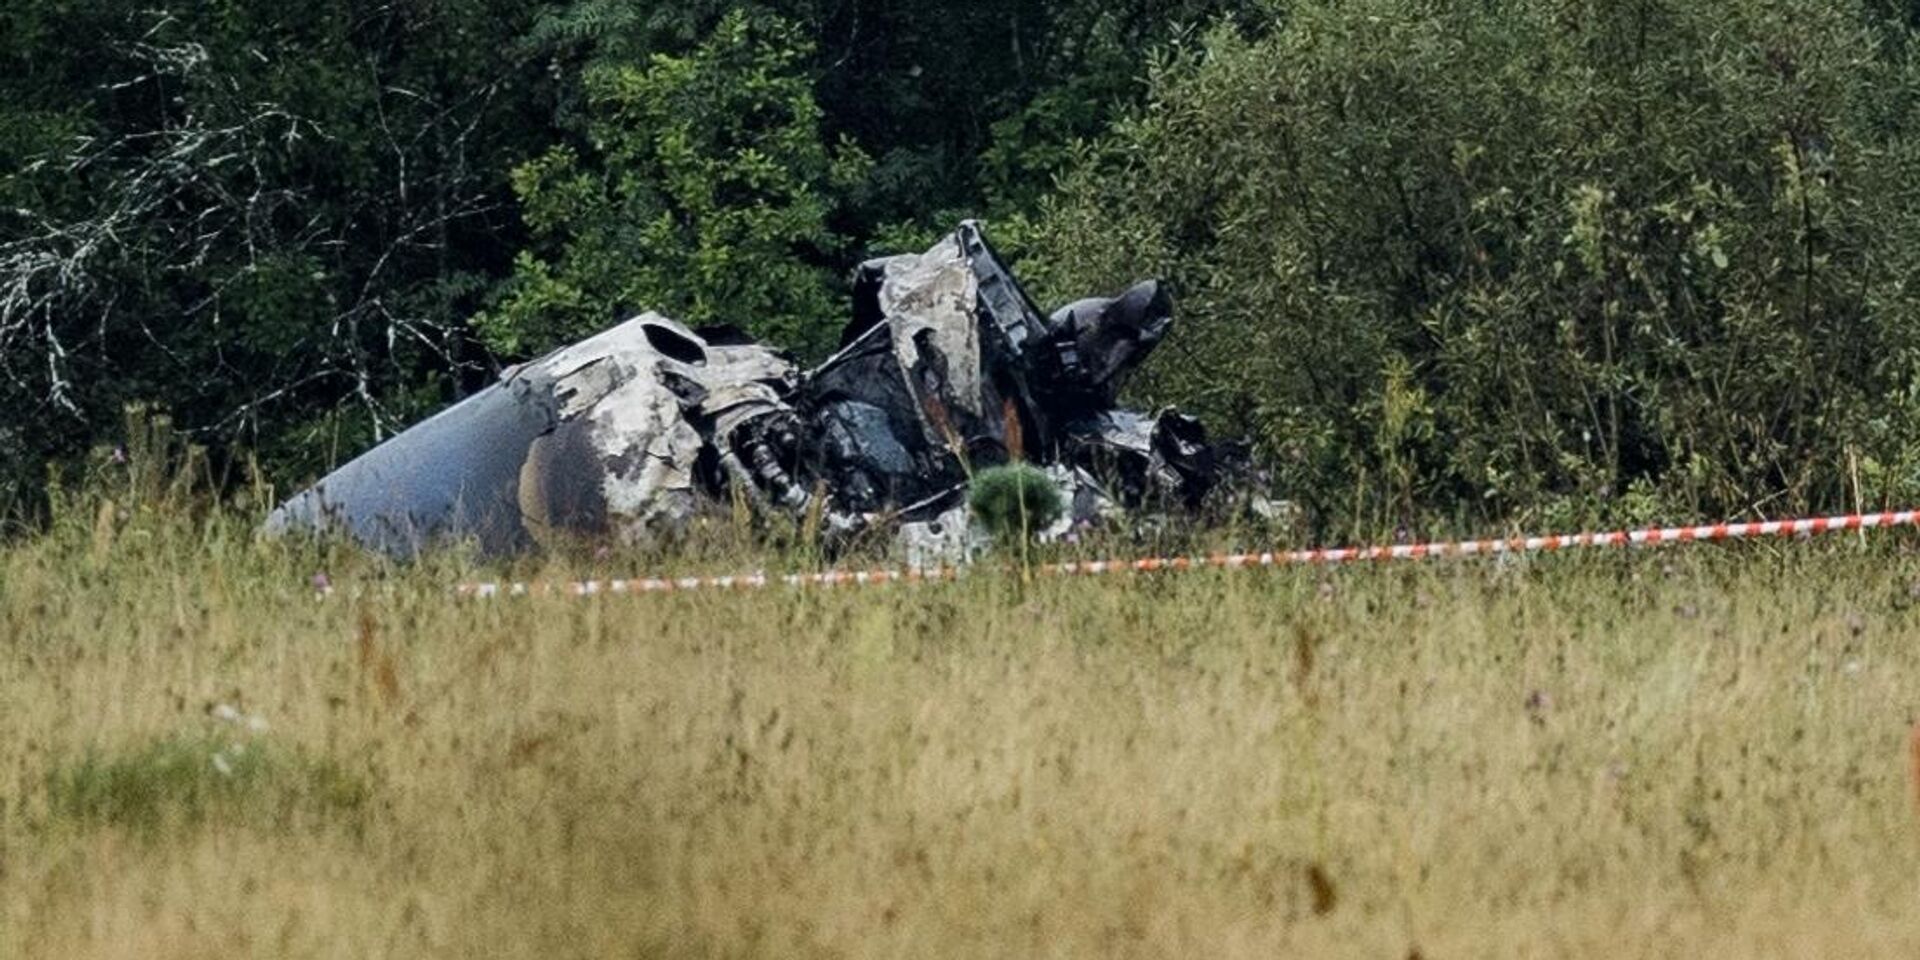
[6,0,1920,537]
[0,0,1245,502]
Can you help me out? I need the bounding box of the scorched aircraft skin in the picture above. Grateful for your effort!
[265,222,1249,557]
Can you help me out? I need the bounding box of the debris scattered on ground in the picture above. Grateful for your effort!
[266,222,1267,559]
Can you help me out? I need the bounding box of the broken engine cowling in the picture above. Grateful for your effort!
[265,221,1252,558]
[265,315,800,555]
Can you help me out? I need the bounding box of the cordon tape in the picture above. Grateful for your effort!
[451,509,1920,600]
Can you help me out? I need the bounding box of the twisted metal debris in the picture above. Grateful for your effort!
[266,222,1258,558]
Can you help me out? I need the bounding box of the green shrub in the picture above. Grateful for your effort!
[47,732,371,834]
[1030,0,1920,537]
[479,10,870,359]
[970,464,1065,542]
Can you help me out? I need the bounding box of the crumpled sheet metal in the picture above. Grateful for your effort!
[267,222,1252,558]
[1047,280,1173,407]
[265,313,796,556]
[878,235,985,423]
[802,226,1038,518]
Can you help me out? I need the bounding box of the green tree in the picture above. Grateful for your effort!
[524,0,1264,246]
[0,1,554,504]
[1031,0,1920,535]
[480,11,869,357]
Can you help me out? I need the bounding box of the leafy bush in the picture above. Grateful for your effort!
[970,464,1065,542]
[479,11,870,358]
[1031,0,1920,536]
[47,732,371,834]
[0,2,553,499]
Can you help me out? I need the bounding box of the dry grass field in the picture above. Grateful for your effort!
[7,497,1920,958]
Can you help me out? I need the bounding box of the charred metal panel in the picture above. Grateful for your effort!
[264,373,559,556]
[267,222,1262,558]
[1046,280,1174,408]
[267,313,797,557]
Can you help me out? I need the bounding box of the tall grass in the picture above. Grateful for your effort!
[6,491,1920,957]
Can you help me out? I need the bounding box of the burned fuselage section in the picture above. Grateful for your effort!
[266,222,1252,558]
[266,314,801,555]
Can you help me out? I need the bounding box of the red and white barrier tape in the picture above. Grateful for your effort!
[453,510,1920,600]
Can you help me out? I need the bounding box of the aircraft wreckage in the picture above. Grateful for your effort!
[266,222,1262,560]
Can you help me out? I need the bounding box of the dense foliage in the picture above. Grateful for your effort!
[1032,0,1920,534]
[0,1,553,491]
[8,0,1920,535]
[0,0,1235,514]
[480,11,869,356]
